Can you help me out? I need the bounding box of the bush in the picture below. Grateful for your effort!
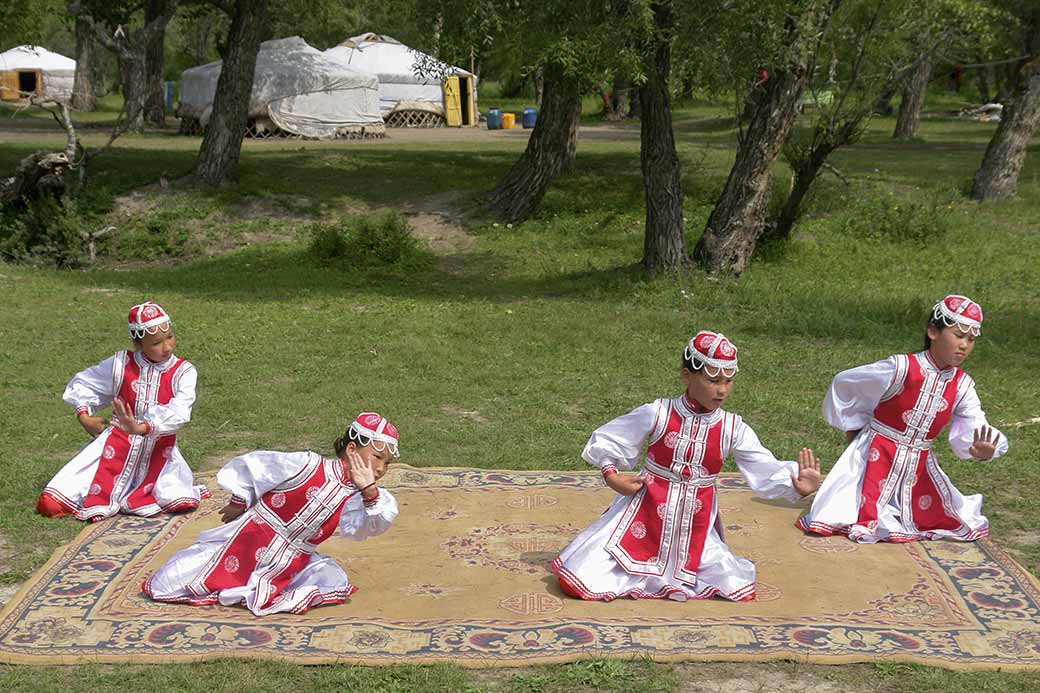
[308,211,429,269]
[0,196,89,268]
[834,188,951,244]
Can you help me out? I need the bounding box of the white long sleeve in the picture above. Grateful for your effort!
[62,355,117,415]
[730,418,802,502]
[581,402,659,471]
[823,356,898,432]
[948,380,1009,460]
[338,488,399,541]
[141,363,197,435]
[217,451,313,507]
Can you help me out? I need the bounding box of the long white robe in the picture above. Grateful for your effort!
[554,399,802,602]
[144,450,397,615]
[800,354,1008,543]
[43,351,205,520]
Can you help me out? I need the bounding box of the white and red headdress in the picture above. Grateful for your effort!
[349,412,400,458]
[683,331,739,377]
[932,295,983,336]
[127,301,172,340]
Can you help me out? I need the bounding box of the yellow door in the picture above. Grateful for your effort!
[443,76,462,127]
[0,71,19,101]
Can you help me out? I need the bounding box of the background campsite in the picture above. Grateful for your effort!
[1,0,1039,691]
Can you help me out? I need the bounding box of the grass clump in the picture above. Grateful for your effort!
[834,187,952,244]
[308,210,431,269]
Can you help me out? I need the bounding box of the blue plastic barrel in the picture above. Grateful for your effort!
[522,107,537,129]
[487,108,502,130]
[164,81,175,112]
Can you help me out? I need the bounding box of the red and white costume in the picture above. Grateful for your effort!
[553,333,804,602]
[38,302,206,522]
[143,415,399,616]
[798,296,1008,543]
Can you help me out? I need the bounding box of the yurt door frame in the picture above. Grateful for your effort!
[443,75,474,127]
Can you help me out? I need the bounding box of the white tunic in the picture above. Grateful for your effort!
[43,351,205,520]
[799,354,1008,543]
[554,398,802,602]
[144,450,398,616]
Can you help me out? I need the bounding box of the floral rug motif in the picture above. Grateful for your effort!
[1,465,1038,670]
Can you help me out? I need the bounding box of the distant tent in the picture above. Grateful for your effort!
[178,36,384,139]
[0,45,75,103]
[325,33,478,128]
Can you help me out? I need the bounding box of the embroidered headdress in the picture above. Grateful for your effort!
[683,331,739,377]
[932,295,983,336]
[349,412,400,458]
[127,301,171,340]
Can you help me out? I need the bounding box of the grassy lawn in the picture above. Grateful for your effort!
[0,96,1038,690]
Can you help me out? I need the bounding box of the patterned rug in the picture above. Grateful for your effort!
[2,465,1038,670]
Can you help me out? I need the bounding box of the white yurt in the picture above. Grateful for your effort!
[0,45,75,103]
[325,33,478,127]
[178,36,384,139]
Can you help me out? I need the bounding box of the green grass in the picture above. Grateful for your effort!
[0,94,1038,690]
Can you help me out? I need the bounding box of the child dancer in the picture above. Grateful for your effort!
[798,295,1008,543]
[37,301,207,522]
[142,413,399,615]
[552,331,820,602]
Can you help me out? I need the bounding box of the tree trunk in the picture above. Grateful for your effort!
[609,74,630,120]
[75,2,179,133]
[694,0,839,275]
[118,54,148,133]
[195,0,270,186]
[485,66,581,223]
[893,54,931,138]
[772,143,835,240]
[974,52,992,102]
[640,0,686,274]
[144,0,167,127]
[72,17,97,111]
[873,78,897,116]
[970,60,1040,201]
[628,88,642,119]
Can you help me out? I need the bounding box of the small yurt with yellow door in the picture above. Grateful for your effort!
[325,33,478,127]
[0,45,75,103]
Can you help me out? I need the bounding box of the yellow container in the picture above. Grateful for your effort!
[501,112,516,129]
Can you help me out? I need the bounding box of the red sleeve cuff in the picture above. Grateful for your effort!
[76,407,90,417]
[229,495,247,508]
[142,422,152,436]
[601,464,619,478]
[362,489,380,507]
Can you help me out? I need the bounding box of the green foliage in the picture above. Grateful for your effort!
[308,211,431,269]
[834,188,952,244]
[0,196,88,268]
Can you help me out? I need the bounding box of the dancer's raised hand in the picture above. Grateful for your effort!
[792,448,822,497]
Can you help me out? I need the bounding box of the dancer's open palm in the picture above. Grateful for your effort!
[969,426,999,460]
[347,451,376,489]
[792,448,822,497]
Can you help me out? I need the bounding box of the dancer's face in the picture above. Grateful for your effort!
[134,325,176,363]
[681,367,734,411]
[349,442,392,481]
[927,324,976,369]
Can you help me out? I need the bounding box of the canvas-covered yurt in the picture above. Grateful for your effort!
[325,33,478,127]
[178,36,384,139]
[0,45,75,103]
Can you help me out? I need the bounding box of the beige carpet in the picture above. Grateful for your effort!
[1,465,1038,669]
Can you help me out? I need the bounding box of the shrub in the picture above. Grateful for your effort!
[308,211,429,269]
[0,196,88,268]
[835,188,951,244]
